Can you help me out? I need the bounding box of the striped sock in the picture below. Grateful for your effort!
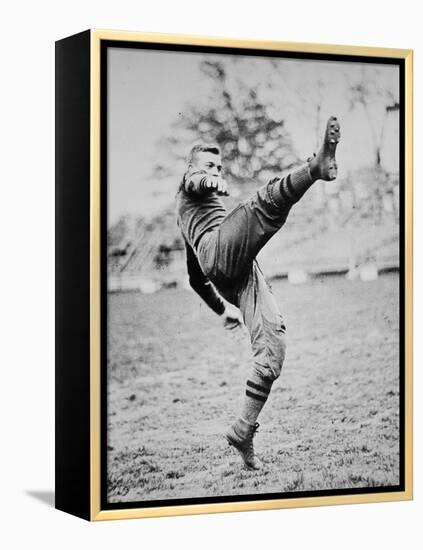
[279,165,314,204]
[241,375,273,425]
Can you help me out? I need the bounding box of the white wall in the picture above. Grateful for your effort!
[1,1,420,548]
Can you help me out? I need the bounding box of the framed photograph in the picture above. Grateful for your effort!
[55,29,413,521]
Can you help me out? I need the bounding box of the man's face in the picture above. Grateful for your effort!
[190,151,223,178]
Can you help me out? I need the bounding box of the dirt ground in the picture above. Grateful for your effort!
[107,273,400,503]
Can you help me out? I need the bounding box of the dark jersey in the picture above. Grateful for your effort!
[176,170,226,250]
[176,170,227,315]
[183,240,225,315]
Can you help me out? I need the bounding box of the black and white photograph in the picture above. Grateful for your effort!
[4,0,422,541]
[104,42,404,506]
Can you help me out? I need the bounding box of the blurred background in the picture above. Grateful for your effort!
[107,48,400,292]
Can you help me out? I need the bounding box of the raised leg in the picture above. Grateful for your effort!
[204,117,341,285]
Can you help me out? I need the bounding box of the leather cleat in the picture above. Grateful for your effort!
[225,418,262,470]
[309,116,341,181]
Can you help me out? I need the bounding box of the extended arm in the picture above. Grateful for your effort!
[182,170,229,196]
[185,241,225,315]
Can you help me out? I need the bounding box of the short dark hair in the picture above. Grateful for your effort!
[188,144,221,165]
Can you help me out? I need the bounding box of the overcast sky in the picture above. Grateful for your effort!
[108,48,206,224]
[108,47,399,226]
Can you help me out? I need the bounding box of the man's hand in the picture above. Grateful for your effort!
[185,172,229,196]
[222,303,244,332]
[205,176,229,196]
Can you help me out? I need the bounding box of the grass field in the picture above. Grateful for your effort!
[107,273,400,503]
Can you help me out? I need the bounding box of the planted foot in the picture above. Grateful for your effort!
[225,419,261,470]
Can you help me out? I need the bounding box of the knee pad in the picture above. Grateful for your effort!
[266,329,286,380]
[253,322,286,382]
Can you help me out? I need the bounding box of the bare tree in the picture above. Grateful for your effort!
[154,59,299,190]
[347,65,399,168]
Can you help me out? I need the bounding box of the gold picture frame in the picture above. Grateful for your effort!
[55,29,413,521]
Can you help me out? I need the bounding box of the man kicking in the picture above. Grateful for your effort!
[176,117,341,469]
